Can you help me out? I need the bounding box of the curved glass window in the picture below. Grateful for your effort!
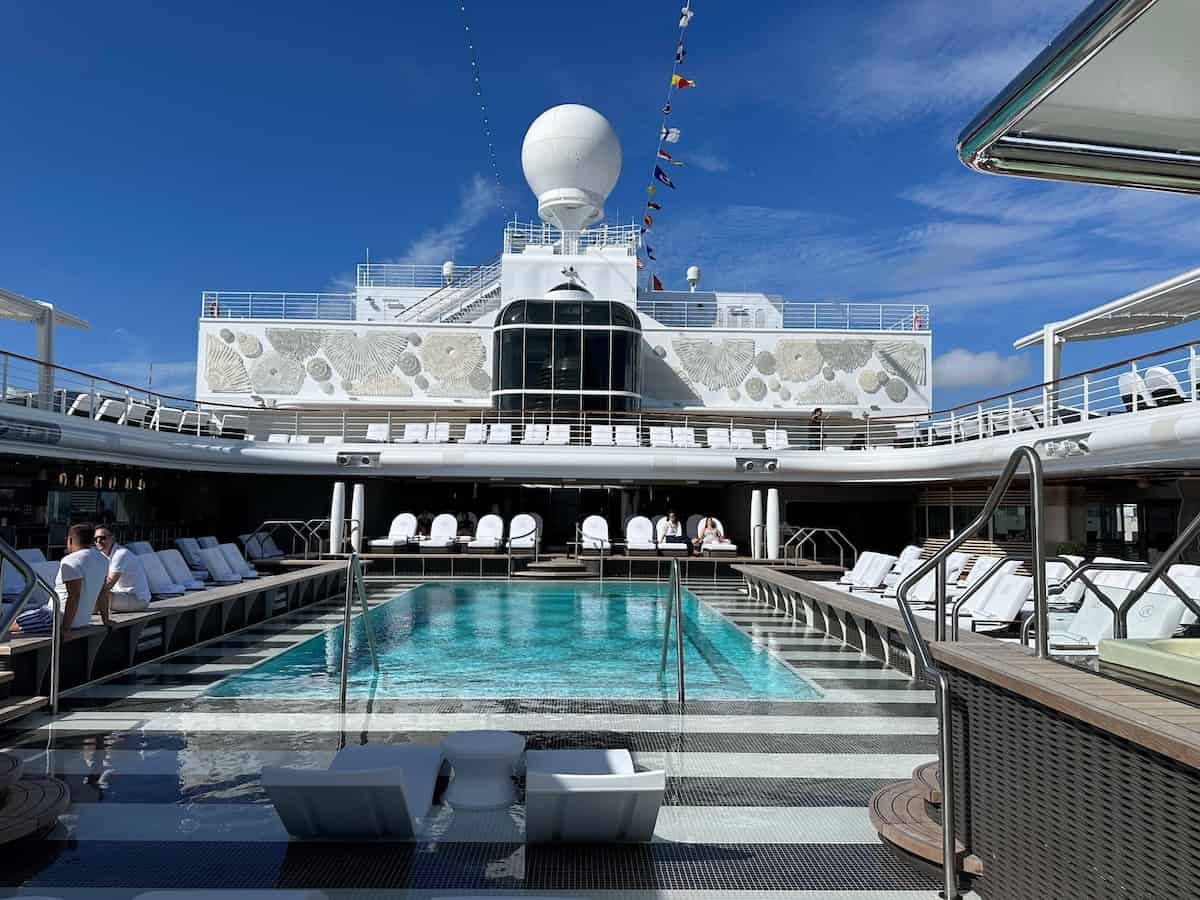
[492,299,642,411]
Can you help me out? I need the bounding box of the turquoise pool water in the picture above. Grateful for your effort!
[207,581,819,700]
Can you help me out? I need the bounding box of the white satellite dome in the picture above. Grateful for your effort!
[521,104,621,231]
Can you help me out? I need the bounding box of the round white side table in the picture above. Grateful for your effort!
[442,729,526,810]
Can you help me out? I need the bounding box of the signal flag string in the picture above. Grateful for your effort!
[640,2,698,289]
[457,1,509,216]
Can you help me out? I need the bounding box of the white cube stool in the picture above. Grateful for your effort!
[442,730,526,810]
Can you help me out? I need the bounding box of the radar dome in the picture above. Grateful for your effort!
[521,104,621,231]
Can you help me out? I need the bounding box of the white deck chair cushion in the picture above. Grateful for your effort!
[197,536,220,549]
[128,542,155,556]
[625,516,656,551]
[487,423,513,444]
[468,514,505,548]
[371,513,418,549]
[462,423,487,444]
[156,550,206,590]
[614,425,639,447]
[420,514,458,547]
[546,424,571,445]
[219,543,258,577]
[508,514,539,549]
[175,538,207,571]
[839,552,876,585]
[199,547,241,584]
[139,552,186,596]
[525,749,665,843]
[580,515,611,550]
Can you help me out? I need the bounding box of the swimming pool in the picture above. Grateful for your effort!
[208,581,819,700]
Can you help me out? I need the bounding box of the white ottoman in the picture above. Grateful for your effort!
[442,730,526,810]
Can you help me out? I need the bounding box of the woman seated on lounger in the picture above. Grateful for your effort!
[693,516,726,549]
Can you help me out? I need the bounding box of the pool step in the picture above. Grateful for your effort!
[869,781,983,876]
[0,750,70,845]
[513,558,592,579]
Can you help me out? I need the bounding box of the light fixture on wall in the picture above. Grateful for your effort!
[74,474,85,488]
[107,476,117,490]
[93,475,104,489]
[57,472,68,486]
[124,477,134,490]
[137,478,146,491]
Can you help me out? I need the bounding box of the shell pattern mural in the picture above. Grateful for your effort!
[672,338,755,390]
[199,323,493,404]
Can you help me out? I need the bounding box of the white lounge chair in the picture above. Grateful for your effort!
[648,426,673,448]
[398,423,427,444]
[525,749,665,843]
[590,424,615,447]
[957,574,1035,633]
[118,401,151,427]
[262,743,445,840]
[128,541,155,556]
[487,423,513,445]
[267,434,290,444]
[671,426,700,448]
[579,515,611,554]
[365,423,390,443]
[219,543,259,579]
[1049,568,1145,652]
[217,413,249,439]
[625,516,657,556]
[323,435,344,445]
[951,555,1018,596]
[507,513,540,552]
[467,514,505,552]
[706,428,732,450]
[149,405,184,431]
[175,538,211,576]
[156,549,206,590]
[197,536,220,549]
[1118,371,1156,412]
[140,552,187,598]
[546,423,571,445]
[839,552,876,585]
[94,398,127,423]
[764,428,790,450]
[369,513,418,551]
[461,422,488,444]
[289,434,312,444]
[198,547,243,585]
[66,394,94,418]
[423,422,450,443]
[419,513,458,552]
[614,424,640,447]
[521,423,548,445]
[1145,365,1187,405]
[652,516,689,555]
[693,516,736,555]
[731,428,761,450]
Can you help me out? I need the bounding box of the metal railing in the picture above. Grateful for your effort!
[357,263,485,289]
[506,522,540,579]
[636,299,930,331]
[200,292,357,321]
[338,553,378,710]
[1115,516,1200,637]
[503,220,641,255]
[893,446,1048,900]
[658,557,685,705]
[785,527,858,568]
[393,255,502,324]
[0,536,60,714]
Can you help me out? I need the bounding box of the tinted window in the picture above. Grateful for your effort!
[610,331,634,392]
[500,301,525,325]
[583,331,610,390]
[499,331,523,390]
[524,330,552,392]
[611,303,639,328]
[583,302,610,325]
[526,300,554,324]
[553,394,581,412]
[554,330,581,390]
[555,302,582,325]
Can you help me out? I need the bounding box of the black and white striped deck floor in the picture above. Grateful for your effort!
[0,578,976,899]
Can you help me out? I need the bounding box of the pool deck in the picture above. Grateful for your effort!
[0,576,956,897]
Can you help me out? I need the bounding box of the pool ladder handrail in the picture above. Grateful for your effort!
[0,536,61,715]
[658,558,685,705]
[338,552,379,710]
[506,522,541,579]
[894,445,1049,900]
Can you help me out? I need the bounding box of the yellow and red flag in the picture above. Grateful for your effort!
[671,74,696,89]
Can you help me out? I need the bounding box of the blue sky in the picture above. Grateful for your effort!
[3,0,1200,406]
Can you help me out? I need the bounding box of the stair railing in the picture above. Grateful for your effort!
[506,523,541,579]
[0,536,60,715]
[337,553,379,711]
[658,557,685,705]
[1024,560,1149,648]
[894,445,1048,900]
[1112,512,1200,637]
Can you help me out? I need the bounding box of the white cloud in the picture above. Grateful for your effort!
[689,150,730,174]
[92,360,197,400]
[394,173,500,265]
[934,348,1032,389]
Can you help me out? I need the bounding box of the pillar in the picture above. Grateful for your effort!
[35,303,54,411]
[750,489,763,559]
[350,483,365,554]
[766,488,780,559]
[330,482,345,555]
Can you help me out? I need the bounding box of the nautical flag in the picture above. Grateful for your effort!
[675,40,686,64]
[653,166,676,189]
[679,6,694,28]
[662,101,672,115]
[657,148,684,167]
[643,214,653,228]
[646,184,657,195]
[646,245,657,261]
[671,74,696,89]
[652,273,664,291]
[661,127,681,143]
[646,200,662,210]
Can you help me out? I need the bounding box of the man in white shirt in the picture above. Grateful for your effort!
[13,523,111,634]
[95,526,151,613]
[656,510,684,543]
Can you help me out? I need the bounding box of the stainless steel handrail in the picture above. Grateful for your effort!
[506,524,540,579]
[658,557,685,705]
[951,554,1075,640]
[0,536,61,715]
[894,446,1048,900]
[1022,560,1148,648]
[338,553,378,711]
[1114,513,1200,636]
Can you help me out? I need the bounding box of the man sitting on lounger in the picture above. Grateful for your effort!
[95,526,151,613]
[657,510,685,544]
[12,522,111,635]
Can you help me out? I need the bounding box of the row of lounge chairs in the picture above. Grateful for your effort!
[65,395,248,437]
[262,422,797,449]
[836,545,1200,653]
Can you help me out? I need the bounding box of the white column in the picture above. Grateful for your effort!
[35,303,55,410]
[350,483,365,554]
[330,482,346,555]
[766,488,780,560]
[750,490,763,560]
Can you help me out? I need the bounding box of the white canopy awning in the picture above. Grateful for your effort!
[1014,264,1200,350]
[0,288,89,330]
[959,0,1200,194]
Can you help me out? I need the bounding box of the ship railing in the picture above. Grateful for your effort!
[502,219,642,255]
[2,338,1200,451]
[199,291,357,321]
[356,263,484,289]
[636,299,931,331]
[392,256,503,324]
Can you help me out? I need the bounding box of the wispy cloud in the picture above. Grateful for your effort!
[90,328,197,399]
[688,150,730,174]
[934,347,1032,390]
